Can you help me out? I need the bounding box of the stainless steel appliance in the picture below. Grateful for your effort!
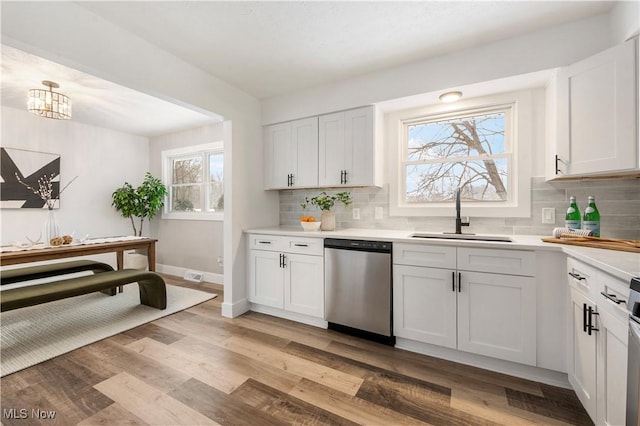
[324,238,394,345]
[628,277,640,426]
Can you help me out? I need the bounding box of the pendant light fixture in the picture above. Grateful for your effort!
[27,80,72,120]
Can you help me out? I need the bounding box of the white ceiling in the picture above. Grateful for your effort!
[1,1,614,136]
[0,46,221,137]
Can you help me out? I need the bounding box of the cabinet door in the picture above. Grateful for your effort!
[318,111,345,186]
[568,287,597,421]
[248,250,284,309]
[555,39,637,176]
[319,106,375,186]
[457,271,536,366]
[393,265,456,348]
[264,122,292,189]
[284,253,324,318]
[344,106,374,186]
[291,117,319,188]
[596,307,628,426]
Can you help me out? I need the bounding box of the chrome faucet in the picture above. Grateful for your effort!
[455,187,470,234]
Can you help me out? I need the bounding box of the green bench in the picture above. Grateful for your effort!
[0,269,167,312]
[1,260,115,285]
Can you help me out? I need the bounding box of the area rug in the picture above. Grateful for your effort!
[0,284,216,377]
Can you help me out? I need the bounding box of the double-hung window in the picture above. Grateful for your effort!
[161,142,224,220]
[389,90,533,217]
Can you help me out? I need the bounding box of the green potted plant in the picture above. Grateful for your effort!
[111,172,168,237]
[301,191,352,231]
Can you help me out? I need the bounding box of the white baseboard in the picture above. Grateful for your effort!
[222,298,249,318]
[249,304,328,329]
[395,337,571,389]
[156,263,223,285]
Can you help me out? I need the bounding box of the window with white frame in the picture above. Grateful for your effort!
[388,90,533,218]
[162,142,223,220]
[404,107,511,203]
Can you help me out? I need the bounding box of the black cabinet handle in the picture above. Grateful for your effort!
[258,241,271,244]
[343,170,348,184]
[452,271,455,292]
[282,254,287,268]
[279,253,283,268]
[294,244,308,247]
[555,154,561,175]
[290,174,294,186]
[458,272,461,292]
[340,170,345,184]
[587,306,599,335]
[568,272,586,281]
[583,303,588,333]
[601,292,625,305]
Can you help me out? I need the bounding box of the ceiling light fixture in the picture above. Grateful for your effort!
[27,80,72,120]
[439,91,463,103]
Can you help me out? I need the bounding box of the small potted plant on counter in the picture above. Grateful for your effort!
[301,191,352,231]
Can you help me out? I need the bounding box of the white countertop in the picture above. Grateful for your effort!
[246,226,640,281]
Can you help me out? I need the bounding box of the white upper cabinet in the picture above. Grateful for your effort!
[264,117,318,189]
[549,38,638,179]
[319,106,380,187]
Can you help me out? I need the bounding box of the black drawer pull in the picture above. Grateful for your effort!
[568,272,586,281]
[258,241,272,244]
[601,292,626,305]
[294,244,309,247]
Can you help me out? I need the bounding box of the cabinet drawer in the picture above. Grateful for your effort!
[458,248,535,276]
[597,271,630,321]
[567,257,598,297]
[393,243,456,269]
[286,237,323,256]
[248,234,286,251]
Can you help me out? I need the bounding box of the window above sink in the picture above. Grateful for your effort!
[386,90,535,218]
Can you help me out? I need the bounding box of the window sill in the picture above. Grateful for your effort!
[162,212,224,222]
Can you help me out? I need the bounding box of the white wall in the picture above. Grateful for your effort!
[1,106,149,246]
[1,2,279,318]
[149,124,225,279]
[261,14,613,125]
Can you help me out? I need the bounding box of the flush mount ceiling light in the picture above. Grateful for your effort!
[27,80,72,120]
[439,91,463,103]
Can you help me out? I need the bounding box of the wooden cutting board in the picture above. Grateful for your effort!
[541,237,640,253]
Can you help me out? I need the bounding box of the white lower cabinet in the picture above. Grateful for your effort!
[249,250,284,309]
[247,234,324,322]
[393,244,536,366]
[393,265,457,348]
[568,286,598,419]
[567,257,629,425]
[284,253,324,317]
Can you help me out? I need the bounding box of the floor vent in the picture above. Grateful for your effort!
[183,270,204,282]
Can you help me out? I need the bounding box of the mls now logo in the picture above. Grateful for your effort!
[3,408,56,420]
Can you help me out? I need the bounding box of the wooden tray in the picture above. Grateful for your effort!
[541,237,640,253]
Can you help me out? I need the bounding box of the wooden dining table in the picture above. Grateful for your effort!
[0,238,157,289]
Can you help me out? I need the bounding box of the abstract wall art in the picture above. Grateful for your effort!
[1,148,61,209]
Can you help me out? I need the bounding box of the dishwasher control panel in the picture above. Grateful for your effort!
[324,238,392,252]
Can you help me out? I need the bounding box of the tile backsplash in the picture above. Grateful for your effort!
[279,177,640,239]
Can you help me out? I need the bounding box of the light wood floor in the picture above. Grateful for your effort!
[1,275,593,426]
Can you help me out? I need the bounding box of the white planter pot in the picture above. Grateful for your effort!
[124,251,148,270]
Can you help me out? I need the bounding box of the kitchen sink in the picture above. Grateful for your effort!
[410,232,513,242]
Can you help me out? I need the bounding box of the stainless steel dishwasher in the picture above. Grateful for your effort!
[324,238,394,345]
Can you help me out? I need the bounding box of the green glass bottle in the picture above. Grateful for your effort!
[582,196,601,237]
[564,196,581,230]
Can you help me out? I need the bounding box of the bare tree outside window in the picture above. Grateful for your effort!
[405,110,509,203]
[172,157,202,211]
[169,150,224,213]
